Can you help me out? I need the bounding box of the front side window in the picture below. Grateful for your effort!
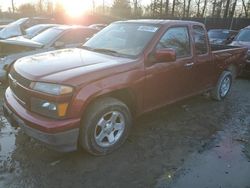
[157,27,191,58]
[193,25,208,55]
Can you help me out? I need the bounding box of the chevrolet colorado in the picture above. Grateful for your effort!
[3,20,247,155]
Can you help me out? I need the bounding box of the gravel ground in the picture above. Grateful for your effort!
[0,78,250,188]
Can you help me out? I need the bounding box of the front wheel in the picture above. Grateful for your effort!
[80,97,132,156]
[211,71,232,101]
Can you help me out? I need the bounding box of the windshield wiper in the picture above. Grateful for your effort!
[81,46,94,51]
[81,46,116,53]
[81,46,130,58]
[92,48,119,54]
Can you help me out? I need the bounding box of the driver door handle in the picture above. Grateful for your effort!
[185,62,194,67]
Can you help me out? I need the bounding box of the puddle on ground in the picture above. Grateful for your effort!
[0,116,18,160]
[0,115,20,187]
[156,117,250,188]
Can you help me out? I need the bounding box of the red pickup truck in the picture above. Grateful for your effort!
[3,20,247,155]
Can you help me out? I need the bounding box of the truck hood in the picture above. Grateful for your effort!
[14,48,137,85]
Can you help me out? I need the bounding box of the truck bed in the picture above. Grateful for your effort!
[211,44,247,76]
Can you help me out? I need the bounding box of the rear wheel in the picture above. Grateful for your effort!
[80,97,132,155]
[211,71,232,101]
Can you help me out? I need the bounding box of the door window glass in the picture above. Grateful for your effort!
[157,27,191,58]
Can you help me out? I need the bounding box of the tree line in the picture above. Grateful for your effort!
[1,0,250,19]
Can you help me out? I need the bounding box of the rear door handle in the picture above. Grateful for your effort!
[185,62,194,67]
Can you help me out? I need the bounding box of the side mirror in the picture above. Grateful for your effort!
[54,41,65,48]
[154,48,176,62]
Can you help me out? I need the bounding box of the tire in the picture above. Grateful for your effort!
[211,71,232,101]
[80,97,132,156]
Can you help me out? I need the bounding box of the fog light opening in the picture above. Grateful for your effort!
[42,102,57,111]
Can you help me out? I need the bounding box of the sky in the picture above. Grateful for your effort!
[0,0,152,11]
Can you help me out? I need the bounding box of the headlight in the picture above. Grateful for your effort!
[30,82,73,95]
[31,98,69,118]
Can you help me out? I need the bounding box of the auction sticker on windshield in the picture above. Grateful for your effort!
[137,26,158,32]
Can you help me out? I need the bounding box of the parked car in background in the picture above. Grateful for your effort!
[0,19,14,30]
[3,20,247,155]
[89,24,107,30]
[0,19,14,24]
[0,25,7,31]
[24,24,60,39]
[208,29,238,45]
[0,17,55,39]
[230,26,250,75]
[0,25,98,81]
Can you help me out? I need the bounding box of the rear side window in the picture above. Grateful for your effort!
[157,27,191,58]
[193,25,208,55]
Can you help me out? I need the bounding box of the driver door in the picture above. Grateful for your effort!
[144,26,195,111]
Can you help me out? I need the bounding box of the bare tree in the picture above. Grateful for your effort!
[165,0,169,16]
[201,0,207,17]
[223,0,231,18]
[11,0,15,13]
[186,0,191,17]
[229,0,237,18]
[242,0,249,17]
[216,0,223,17]
[183,0,186,17]
[212,0,217,17]
[196,0,201,17]
[36,0,44,13]
[172,0,176,16]
[160,0,163,15]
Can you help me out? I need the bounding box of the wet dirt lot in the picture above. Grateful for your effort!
[0,78,250,188]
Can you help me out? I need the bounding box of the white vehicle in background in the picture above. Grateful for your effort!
[0,25,98,81]
[0,17,54,39]
[24,24,60,39]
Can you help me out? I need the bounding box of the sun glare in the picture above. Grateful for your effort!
[60,0,92,17]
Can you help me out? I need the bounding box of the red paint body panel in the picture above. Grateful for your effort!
[4,87,80,133]
[4,20,247,135]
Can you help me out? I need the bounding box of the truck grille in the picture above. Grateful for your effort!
[9,69,31,88]
[9,70,32,106]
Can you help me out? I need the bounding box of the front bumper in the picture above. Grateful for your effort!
[3,87,81,152]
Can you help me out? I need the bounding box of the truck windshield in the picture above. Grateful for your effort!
[234,29,250,42]
[83,23,159,57]
[31,27,63,45]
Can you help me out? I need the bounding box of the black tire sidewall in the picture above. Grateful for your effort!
[81,98,132,155]
[218,72,232,100]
